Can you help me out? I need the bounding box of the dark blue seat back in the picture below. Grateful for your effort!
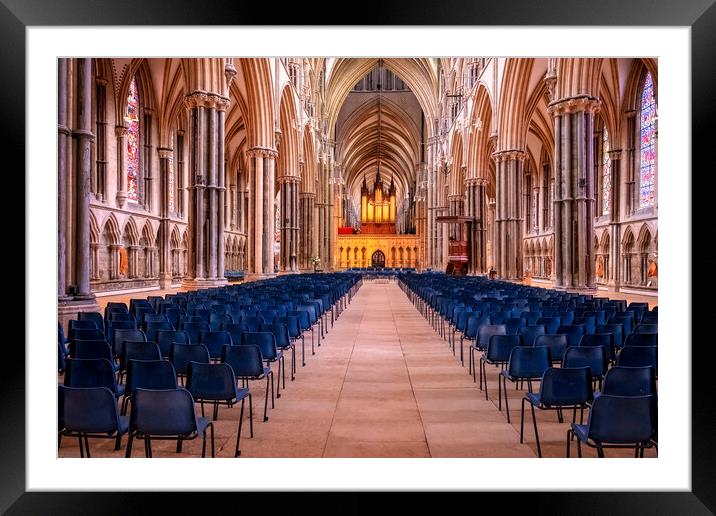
[624,333,658,347]
[64,357,120,394]
[579,333,616,362]
[537,317,561,334]
[485,334,522,363]
[112,328,147,357]
[222,344,265,378]
[260,323,291,349]
[597,323,624,349]
[239,315,265,333]
[169,343,210,376]
[534,334,569,363]
[617,346,657,373]
[199,330,233,359]
[556,324,585,348]
[602,366,657,396]
[538,367,592,405]
[241,332,278,360]
[584,394,656,444]
[518,325,546,347]
[186,361,237,401]
[125,359,177,396]
[155,330,190,358]
[60,385,123,434]
[562,345,608,378]
[634,324,658,334]
[131,388,198,436]
[180,321,210,344]
[477,324,507,349]
[506,345,551,379]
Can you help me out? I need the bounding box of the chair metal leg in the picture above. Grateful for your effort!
[78,435,85,458]
[235,398,245,457]
[291,346,296,380]
[282,356,286,389]
[531,403,542,458]
[520,398,526,443]
[114,434,122,451]
[270,371,275,408]
[84,435,91,458]
[263,375,270,421]
[248,393,254,437]
[596,445,604,458]
[125,432,134,458]
[566,430,572,458]
[504,376,511,423]
[145,437,152,458]
[301,336,306,366]
[498,373,502,411]
[213,401,219,421]
[177,437,183,453]
[577,439,583,458]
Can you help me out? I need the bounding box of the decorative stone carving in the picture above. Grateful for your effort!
[548,95,601,115]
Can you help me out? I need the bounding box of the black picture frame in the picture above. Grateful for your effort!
[6,0,713,513]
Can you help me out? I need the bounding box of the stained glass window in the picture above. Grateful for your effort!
[602,128,612,215]
[126,77,140,203]
[639,73,656,208]
[168,155,175,213]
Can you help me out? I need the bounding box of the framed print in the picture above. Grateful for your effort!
[5,0,714,512]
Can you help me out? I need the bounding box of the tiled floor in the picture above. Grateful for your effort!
[59,280,656,458]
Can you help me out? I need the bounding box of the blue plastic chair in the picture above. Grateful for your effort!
[499,346,552,422]
[155,329,190,358]
[617,346,657,375]
[186,362,251,457]
[600,366,657,397]
[199,330,233,360]
[534,334,569,365]
[222,344,273,422]
[562,345,609,388]
[59,385,129,457]
[64,357,124,398]
[580,333,616,363]
[478,334,522,397]
[567,394,657,458]
[121,359,177,415]
[126,388,214,458]
[241,332,284,400]
[521,366,593,457]
[624,333,658,347]
[518,325,546,347]
[170,343,211,385]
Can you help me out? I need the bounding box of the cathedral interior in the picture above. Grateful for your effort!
[57,57,658,459]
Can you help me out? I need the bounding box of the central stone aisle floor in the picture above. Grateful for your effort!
[314,280,535,457]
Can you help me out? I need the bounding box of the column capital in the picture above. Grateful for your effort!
[246,147,278,160]
[184,91,231,111]
[115,125,128,137]
[95,76,109,87]
[278,174,301,184]
[58,124,71,136]
[72,129,95,142]
[608,149,623,160]
[492,149,526,162]
[157,147,173,159]
[299,192,316,199]
[548,95,601,115]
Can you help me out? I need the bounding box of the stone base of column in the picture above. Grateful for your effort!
[58,296,101,330]
[244,273,277,281]
[181,277,228,290]
[158,273,173,289]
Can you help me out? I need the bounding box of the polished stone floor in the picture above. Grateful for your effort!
[59,280,656,458]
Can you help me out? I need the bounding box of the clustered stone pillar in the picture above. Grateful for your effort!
[115,125,128,208]
[493,150,525,279]
[607,148,622,289]
[299,192,315,269]
[279,175,300,271]
[549,96,600,291]
[157,147,173,288]
[465,178,488,274]
[58,58,70,302]
[58,59,100,327]
[183,92,230,288]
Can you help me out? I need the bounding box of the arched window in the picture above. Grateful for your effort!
[602,128,612,215]
[639,72,656,208]
[126,76,141,203]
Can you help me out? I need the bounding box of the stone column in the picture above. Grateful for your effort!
[115,126,128,208]
[58,58,71,301]
[279,175,300,271]
[72,59,97,303]
[487,197,496,272]
[300,191,315,270]
[607,148,622,290]
[182,92,230,288]
[549,96,600,291]
[263,149,277,274]
[493,150,525,279]
[157,147,173,288]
